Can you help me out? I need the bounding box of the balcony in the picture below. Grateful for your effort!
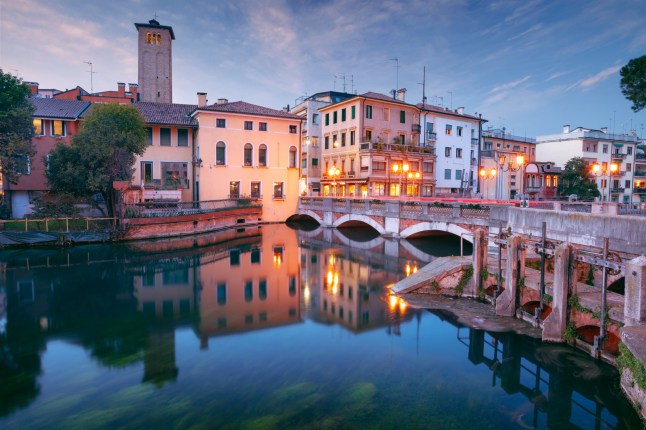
[635,171,646,178]
[412,124,421,133]
[634,188,646,194]
[359,141,435,156]
[525,186,542,194]
[611,152,627,160]
[610,187,626,194]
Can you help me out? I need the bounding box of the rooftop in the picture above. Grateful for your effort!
[134,102,197,126]
[195,100,300,120]
[31,98,90,119]
[134,19,175,40]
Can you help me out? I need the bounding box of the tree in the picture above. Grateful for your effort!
[620,55,646,112]
[0,70,35,185]
[47,104,147,217]
[558,157,600,200]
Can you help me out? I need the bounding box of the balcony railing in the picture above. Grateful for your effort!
[525,186,542,193]
[610,187,626,193]
[412,124,421,133]
[611,153,627,160]
[634,188,646,194]
[359,141,435,155]
[634,171,646,177]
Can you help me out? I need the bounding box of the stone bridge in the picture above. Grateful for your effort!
[295,197,646,255]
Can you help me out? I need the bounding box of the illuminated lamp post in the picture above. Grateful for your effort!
[392,162,409,198]
[591,162,619,202]
[328,165,340,197]
[498,154,525,200]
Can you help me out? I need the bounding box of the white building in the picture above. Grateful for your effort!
[536,125,640,203]
[418,104,484,196]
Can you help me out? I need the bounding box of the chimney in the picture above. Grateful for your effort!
[601,127,608,133]
[117,82,126,97]
[217,98,228,105]
[24,81,39,96]
[457,107,464,115]
[396,88,407,102]
[563,124,570,133]
[197,92,208,107]
[128,83,138,101]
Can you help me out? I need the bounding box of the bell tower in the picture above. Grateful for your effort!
[134,19,175,103]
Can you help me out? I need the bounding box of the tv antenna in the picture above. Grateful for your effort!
[390,58,399,95]
[84,61,97,93]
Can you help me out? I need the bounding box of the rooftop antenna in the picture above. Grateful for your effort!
[336,73,346,92]
[418,66,427,104]
[448,91,453,110]
[153,12,158,20]
[350,75,355,94]
[390,58,399,95]
[83,61,97,93]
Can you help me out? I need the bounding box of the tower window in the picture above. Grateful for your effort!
[156,33,162,45]
[146,32,151,43]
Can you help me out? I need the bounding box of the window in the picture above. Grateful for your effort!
[351,106,356,119]
[445,147,452,157]
[258,144,267,166]
[365,130,372,141]
[259,122,268,131]
[259,279,267,300]
[372,161,386,171]
[33,119,44,136]
[312,158,318,166]
[628,147,633,155]
[141,161,153,185]
[457,126,463,136]
[383,108,390,121]
[15,155,30,175]
[145,128,153,145]
[289,146,297,168]
[341,108,346,122]
[366,105,373,119]
[324,136,329,149]
[350,130,355,146]
[244,121,253,130]
[216,118,226,128]
[333,111,338,124]
[455,169,462,180]
[400,110,406,123]
[341,132,346,147]
[51,120,66,137]
[161,162,189,189]
[289,125,297,134]
[251,181,261,198]
[229,249,240,266]
[160,128,171,146]
[603,144,608,153]
[251,248,261,264]
[244,281,253,302]
[422,162,433,173]
[273,182,284,199]
[177,129,189,147]
[217,283,227,305]
[456,148,462,158]
[325,113,330,125]
[244,143,253,166]
[444,169,451,180]
[626,180,631,189]
[312,113,319,125]
[230,181,240,198]
[216,141,226,165]
[445,124,452,135]
[627,163,632,172]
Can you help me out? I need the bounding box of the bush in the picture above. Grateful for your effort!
[31,193,79,218]
[0,202,10,219]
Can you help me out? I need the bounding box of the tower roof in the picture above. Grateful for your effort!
[134,19,175,40]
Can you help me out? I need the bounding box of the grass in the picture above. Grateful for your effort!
[455,266,474,295]
[617,342,646,389]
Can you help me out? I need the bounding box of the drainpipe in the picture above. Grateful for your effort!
[477,114,483,194]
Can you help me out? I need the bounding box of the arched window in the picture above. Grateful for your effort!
[156,33,162,45]
[258,144,267,167]
[244,143,253,166]
[289,146,297,168]
[146,32,152,44]
[216,141,226,165]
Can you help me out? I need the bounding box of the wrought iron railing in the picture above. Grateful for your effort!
[123,199,261,218]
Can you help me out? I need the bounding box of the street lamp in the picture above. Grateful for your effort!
[392,162,409,197]
[328,165,340,197]
[498,154,525,200]
[407,171,421,197]
[591,162,619,202]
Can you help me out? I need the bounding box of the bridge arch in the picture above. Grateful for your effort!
[400,221,474,243]
[333,214,385,235]
[288,210,323,225]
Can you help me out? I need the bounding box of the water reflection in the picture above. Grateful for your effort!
[0,224,641,429]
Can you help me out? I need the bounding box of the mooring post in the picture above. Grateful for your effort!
[538,222,546,319]
[624,255,646,326]
[594,237,609,353]
[471,229,487,297]
[543,242,574,342]
[494,222,503,306]
[495,235,522,317]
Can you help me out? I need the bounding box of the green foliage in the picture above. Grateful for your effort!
[47,104,147,217]
[620,55,646,112]
[617,343,646,389]
[563,321,579,342]
[568,294,593,314]
[431,280,441,293]
[462,203,482,209]
[455,266,474,295]
[431,201,451,208]
[0,70,36,185]
[558,157,600,200]
[586,264,595,286]
[518,276,526,291]
[0,202,10,219]
[480,267,490,282]
[543,294,553,303]
[31,193,80,218]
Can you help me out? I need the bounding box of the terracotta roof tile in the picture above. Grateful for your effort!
[196,101,300,120]
[132,102,198,126]
[30,98,90,119]
[417,103,484,121]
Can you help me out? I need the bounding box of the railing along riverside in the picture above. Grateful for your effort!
[123,198,261,218]
[0,217,115,233]
[619,204,646,216]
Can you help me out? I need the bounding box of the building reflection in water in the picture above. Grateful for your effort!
[0,224,641,428]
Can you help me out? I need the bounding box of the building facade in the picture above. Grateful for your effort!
[192,99,301,222]
[523,162,561,200]
[536,126,640,203]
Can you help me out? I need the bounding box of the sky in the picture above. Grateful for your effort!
[1,0,646,138]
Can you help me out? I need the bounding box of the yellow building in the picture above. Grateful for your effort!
[192,98,301,222]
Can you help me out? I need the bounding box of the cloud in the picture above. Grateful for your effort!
[546,71,569,82]
[508,24,543,41]
[579,65,622,89]
[488,76,531,94]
